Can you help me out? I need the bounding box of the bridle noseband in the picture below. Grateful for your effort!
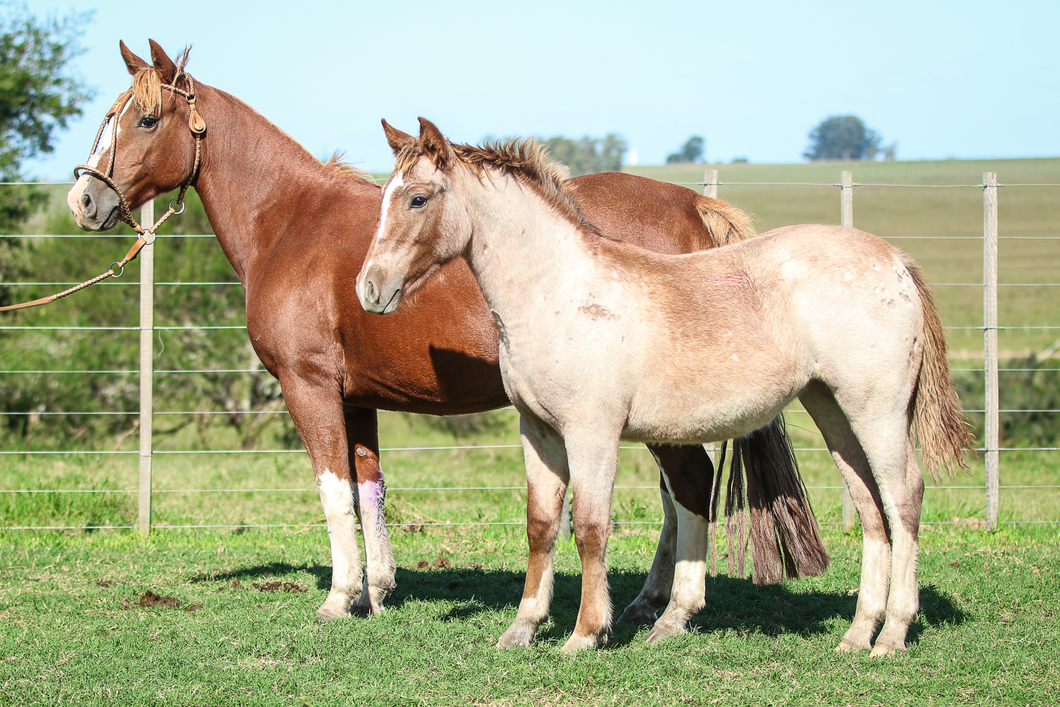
[0,72,206,313]
[74,72,206,241]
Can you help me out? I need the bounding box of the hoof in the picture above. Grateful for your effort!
[869,642,905,658]
[315,601,354,622]
[617,603,658,626]
[645,619,686,644]
[560,633,600,654]
[497,620,537,649]
[351,594,385,617]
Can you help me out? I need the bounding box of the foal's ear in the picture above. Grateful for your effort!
[418,118,455,172]
[120,40,150,77]
[148,39,179,84]
[382,119,416,155]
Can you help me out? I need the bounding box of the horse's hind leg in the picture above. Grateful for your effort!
[345,406,397,616]
[800,383,892,653]
[629,445,714,640]
[497,415,570,649]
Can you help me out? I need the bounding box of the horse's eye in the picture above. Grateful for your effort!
[410,196,428,208]
[138,116,158,129]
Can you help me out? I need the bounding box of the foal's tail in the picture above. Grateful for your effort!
[709,415,830,585]
[694,196,756,246]
[907,257,975,479]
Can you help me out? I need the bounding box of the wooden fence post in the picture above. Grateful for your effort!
[137,200,155,534]
[703,168,719,469]
[840,171,858,532]
[983,173,1000,530]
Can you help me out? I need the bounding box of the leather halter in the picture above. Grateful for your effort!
[0,73,206,313]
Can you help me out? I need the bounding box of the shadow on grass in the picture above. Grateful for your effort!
[190,560,966,650]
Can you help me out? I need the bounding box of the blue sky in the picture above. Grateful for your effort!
[24,0,1060,180]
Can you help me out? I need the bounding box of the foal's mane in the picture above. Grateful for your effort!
[395,137,597,234]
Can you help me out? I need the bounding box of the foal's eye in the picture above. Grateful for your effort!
[410,195,428,208]
[138,116,158,129]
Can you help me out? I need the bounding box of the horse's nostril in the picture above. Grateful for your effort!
[81,193,91,208]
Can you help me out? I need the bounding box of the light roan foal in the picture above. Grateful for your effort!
[357,119,971,655]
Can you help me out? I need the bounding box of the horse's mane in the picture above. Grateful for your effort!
[127,47,193,115]
[322,153,378,185]
[395,137,597,234]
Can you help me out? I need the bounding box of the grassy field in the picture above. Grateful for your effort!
[0,526,1058,705]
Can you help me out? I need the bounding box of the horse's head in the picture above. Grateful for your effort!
[67,40,205,231]
[357,118,471,315]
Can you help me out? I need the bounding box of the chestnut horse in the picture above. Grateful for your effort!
[358,119,972,655]
[65,41,824,624]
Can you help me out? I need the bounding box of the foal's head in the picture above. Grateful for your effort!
[67,40,203,231]
[357,118,578,315]
[356,118,470,315]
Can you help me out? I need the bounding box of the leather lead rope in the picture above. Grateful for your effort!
[0,74,205,313]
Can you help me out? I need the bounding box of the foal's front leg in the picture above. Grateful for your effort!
[561,427,622,654]
[497,415,569,649]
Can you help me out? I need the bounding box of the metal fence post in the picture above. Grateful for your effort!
[983,173,1000,530]
[840,171,858,532]
[137,200,155,534]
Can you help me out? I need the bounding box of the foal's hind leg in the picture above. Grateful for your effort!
[864,436,924,657]
[497,415,570,649]
[800,383,892,653]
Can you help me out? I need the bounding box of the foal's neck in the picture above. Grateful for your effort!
[462,169,591,317]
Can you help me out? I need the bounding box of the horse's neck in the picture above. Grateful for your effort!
[192,86,367,285]
[463,171,590,320]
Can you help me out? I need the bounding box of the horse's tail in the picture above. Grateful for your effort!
[709,415,830,585]
[906,257,974,479]
[694,196,756,246]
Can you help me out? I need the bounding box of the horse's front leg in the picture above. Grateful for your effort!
[497,415,569,649]
[345,406,396,616]
[561,427,622,654]
[280,377,364,620]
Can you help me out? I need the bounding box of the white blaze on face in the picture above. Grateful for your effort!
[67,99,135,218]
[374,173,403,246]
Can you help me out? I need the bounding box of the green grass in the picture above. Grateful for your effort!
[1,526,1058,706]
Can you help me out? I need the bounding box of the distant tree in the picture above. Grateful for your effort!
[541,133,627,176]
[803,115,882,161]
[666,136,705,164]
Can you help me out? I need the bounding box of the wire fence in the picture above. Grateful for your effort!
[2,170,1058,532]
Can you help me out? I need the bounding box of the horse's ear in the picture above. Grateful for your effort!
[120,40,149,77]
[382,119,416,155]
[418,118,454,171]
[148,39,178,83]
